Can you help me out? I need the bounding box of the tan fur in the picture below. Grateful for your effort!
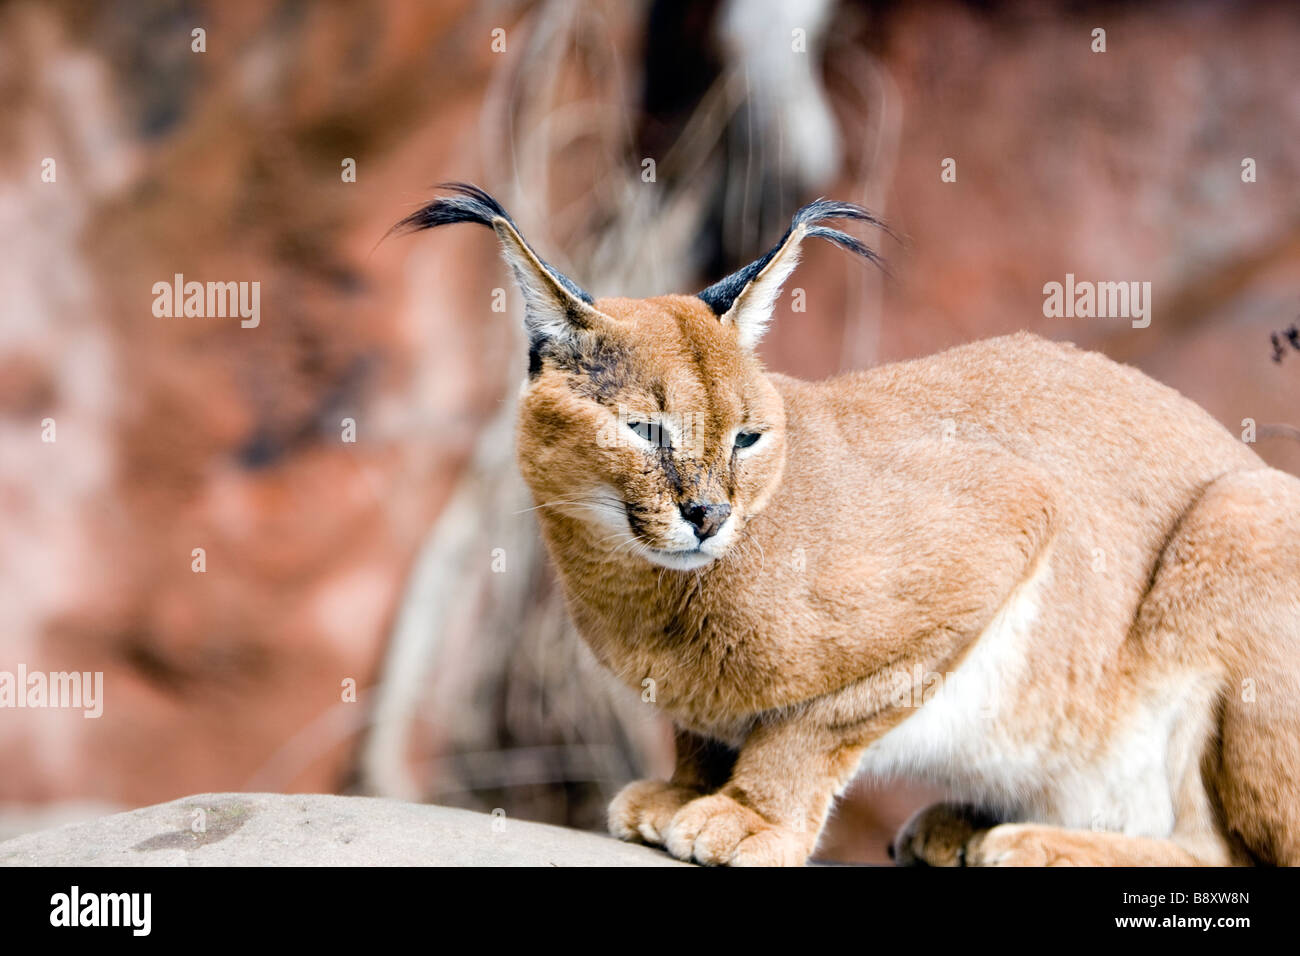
[411,189,1300,866]
[516,299,1300,866]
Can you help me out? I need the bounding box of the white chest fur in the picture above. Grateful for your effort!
[855,556,1051,811]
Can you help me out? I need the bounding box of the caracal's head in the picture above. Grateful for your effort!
[396,184,882,571]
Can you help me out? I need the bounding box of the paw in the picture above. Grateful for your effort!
[964,824,1087,866]
[662,793,811,866]
[607,780,698,846]
[891,802,999,867]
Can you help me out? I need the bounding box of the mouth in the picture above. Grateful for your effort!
[617,496,733,571]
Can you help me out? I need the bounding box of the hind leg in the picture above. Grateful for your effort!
[900,468,1300,868]
[895,804,1223,866]
[965,823,1209,866]
[892,802,998,866]
[1137,467,1300,865]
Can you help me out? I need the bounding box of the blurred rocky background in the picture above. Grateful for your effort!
[1,0,1297,862]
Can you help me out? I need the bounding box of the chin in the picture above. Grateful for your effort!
[642,547,718,571]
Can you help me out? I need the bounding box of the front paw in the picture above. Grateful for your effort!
[891,802,1000,866]
[662,793,811,866]
[607,780,699,846]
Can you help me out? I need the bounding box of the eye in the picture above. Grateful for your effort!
[734,431,762,450]
[629,420,670,449]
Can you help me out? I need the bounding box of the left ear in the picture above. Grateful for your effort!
[696,200,886,349]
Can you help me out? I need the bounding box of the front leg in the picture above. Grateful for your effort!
[660,713,866,866]
[608,727,736,846]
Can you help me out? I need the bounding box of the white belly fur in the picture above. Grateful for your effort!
[854,554,1205,839]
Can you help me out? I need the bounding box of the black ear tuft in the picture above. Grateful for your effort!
[392,183,594,305]
[696,199,888,317]
[392,181,512,233]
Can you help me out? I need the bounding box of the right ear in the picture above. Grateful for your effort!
[393,182,608,347]
[696,199,887,350]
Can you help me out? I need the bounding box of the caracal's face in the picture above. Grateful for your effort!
[517,294,787,571]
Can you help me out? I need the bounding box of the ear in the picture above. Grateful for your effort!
[393,182,607,345]
[696,199,886,349]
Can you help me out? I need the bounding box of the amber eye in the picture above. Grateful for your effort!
[734,431,761,449]
[629,420,670,449]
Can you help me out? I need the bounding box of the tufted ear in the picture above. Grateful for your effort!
[696,199,886,350]
[393,182,607,346]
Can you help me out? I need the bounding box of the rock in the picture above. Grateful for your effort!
[0,793,687,867]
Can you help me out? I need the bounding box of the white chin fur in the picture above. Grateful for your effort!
[643,547,717,571]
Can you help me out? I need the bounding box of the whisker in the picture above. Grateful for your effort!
[514,498,593,515]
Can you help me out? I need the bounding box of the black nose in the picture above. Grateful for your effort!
[680,501,732,541]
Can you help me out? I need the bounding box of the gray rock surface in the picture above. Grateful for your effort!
[0,793,688,867]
